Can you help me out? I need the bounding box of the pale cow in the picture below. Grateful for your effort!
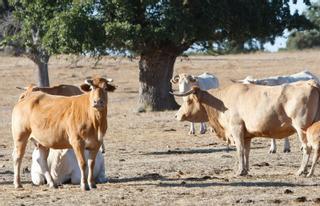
[171,72,219,134]
[31,147,107,186]
[12,77,116,190]
[173,80,320,176]
[235,71,320,153]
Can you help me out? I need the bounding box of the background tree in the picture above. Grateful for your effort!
[287,1,320,50]
[1,0,105,87]
[99,0,311,112]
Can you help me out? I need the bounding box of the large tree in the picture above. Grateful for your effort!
[99,0,310,112]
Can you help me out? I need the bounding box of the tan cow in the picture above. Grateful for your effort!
[17,83,108,153]
[173,80,320,176]
[171,73,219,135]
[12,77,116,190]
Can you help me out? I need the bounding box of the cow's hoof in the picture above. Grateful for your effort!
[48,182,58,189]
[200,129,207,134]
[296,170,307,176]
[81,184,90,191]
[269,149,276,154]
[236,169,248,176]
[89,183,97,189]
[14,183,23,189]
[188,131,195,135]
[283,149,291,153]
[306,173,313,178]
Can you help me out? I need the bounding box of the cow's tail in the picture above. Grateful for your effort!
[310,80,320,122]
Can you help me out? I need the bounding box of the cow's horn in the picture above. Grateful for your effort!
[171,74,180,84]
[85,79,94,86]
[106,78,113,82]
[16,86,27,90]
[170,89,195,97]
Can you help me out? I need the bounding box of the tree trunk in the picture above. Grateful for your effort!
[29,54,50,87]
[138,51,180,112]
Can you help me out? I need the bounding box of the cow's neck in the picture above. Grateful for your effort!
[200,91,227,139]
[90,108,108,135]
[81,93,108,137]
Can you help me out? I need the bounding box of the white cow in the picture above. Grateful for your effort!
[235,70,320,153]
[171,72,219,135]
[31,147,107,186]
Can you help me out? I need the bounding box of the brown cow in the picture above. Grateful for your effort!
[17,84,82,99]
[16,83,108,153]
[173,80,320,176]
[12,77,116,190]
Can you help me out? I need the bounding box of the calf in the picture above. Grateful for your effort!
[235,71,320,153]
[171,72,219,134]
[31,147,106,186]
[12,77,116,190]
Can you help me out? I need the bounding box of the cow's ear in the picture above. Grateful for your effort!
[106,83,117,92]
[80,84,91,92]
[189,76,197,83]
[192,86,202,101]
[170,75,180,84]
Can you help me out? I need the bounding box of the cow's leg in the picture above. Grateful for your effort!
[231,123,247,176]
[12,131,29,189]
[295,129,311,176]
[244,138,252,171]
[100,142,106,154]
[283,138,291,153]
[307,145,319,177]
[88,149,99,189]
[37,146,56,188]
[199,122,207,134]
[269,139,277,153]
[71,139,88,191]
[189,122,195,135]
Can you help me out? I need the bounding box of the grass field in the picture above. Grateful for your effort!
[1,50,320,205]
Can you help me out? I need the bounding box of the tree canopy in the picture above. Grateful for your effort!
[99,0,311,55]
[1,0,312,110]
[287,1,320,50]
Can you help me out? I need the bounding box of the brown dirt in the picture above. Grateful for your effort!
[1,50,320,205]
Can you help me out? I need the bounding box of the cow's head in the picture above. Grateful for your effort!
[80,77,116,110]
[172,86,208,122]
[171,74,198,94]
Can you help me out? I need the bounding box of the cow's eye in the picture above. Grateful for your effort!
[187,99,192,105]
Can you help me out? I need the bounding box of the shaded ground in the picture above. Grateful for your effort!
[1,50,320,205]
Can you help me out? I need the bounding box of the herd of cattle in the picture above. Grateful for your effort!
[10,70,320,191]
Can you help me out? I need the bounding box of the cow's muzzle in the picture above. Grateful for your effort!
[175,113,185,121]
[93,99,105,109]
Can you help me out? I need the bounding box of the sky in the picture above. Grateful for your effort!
[264,0,312,52]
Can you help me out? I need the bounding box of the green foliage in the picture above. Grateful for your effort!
[4,0,105,56]
[43,4,106,55]
[100,0,310,56]
[287,1,320,50]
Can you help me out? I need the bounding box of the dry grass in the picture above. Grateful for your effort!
[1,50,320,205]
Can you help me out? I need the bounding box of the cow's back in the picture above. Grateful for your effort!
[211,81,320,138]
[12,92,90,148]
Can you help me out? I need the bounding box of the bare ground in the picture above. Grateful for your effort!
[1,50,320,205]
